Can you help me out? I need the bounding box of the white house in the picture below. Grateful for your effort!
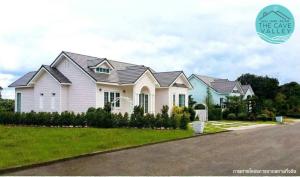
[9,51,192,114]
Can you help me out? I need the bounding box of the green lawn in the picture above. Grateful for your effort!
[205,120,276,130]
[0,126,193,170]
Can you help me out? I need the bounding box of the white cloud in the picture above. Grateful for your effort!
[0,0,299,100]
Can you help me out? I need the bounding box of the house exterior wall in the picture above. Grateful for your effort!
[229,85,242,97]
[15,87,34,112]
[155,88,169,114]
[169,86,189,111]
[56,58,97,113]
[33,71,61,112]
[96,84,133,114]
[133,71,157,114]
[188,75,227,105]
[60,85,69,112]
[243,89,254,99]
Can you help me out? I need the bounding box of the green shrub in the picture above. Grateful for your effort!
[237,112,247,120]
[227,113,236,120]
[161,105,170,129]
[104,103,112,113]
[130,106,144,128]
[208,107,222,120]
[169,114,178,129]
[187,107,196,121]
[179,113,189,130]
[74,113,86,127]
[257,114,268,121]
[116,112,128,127]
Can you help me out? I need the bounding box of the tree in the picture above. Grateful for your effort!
[188,95,197,107]
[237,73,279,101]
[205,87,213,108]
[0,99,15,112]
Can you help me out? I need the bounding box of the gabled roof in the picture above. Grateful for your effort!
[211,81,240,94]
[60,51,153,84]
[153,71,182,87]
[42,65,71,84]
[191,74,243,94]
[241,85,252,93]
[8,71,36,87]
[10,51,191,88]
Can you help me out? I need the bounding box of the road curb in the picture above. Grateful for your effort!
[0,130,231,174]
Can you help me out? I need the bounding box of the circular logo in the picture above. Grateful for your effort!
[256,4,295,44]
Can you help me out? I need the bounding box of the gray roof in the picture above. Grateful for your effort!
[194,74,241,94]
[211,81,239,94]
[153,71,182,87]
[63,51,150,84]
[43,65,71,84]
[8,71,36,87]
[241,85,251,93]
[10,51,189,87]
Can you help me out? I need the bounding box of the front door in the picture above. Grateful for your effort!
[139,93,149,113]
[16,93,21,112]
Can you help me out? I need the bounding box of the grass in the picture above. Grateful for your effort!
[0,126,193,170]
[205,120,276,130]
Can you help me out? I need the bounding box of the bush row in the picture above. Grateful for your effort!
[0,105,190,129]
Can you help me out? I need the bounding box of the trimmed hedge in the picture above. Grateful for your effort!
[0,105,189,130]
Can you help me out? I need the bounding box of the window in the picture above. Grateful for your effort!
[104,91,120,108]
[144,94,148,113]
[104,92,109,105]
[116,92,120,107]
[173,94,176,106]
[16,93,21,112]
[179,94,185,107]
[139,93,149,113]
[110,92,115,107]
[96,67,110,73]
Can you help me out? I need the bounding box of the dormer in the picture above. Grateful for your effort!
[88,59,114,74]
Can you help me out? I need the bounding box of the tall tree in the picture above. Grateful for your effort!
[237,73,279,100]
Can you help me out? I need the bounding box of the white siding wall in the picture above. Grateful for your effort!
[133,71,157,114]
[229,85,242,97]
[155,88,169,114]
[56,58,97,113]
[15,87,34,112]
[34,71,61,112]
[96,84,133,114]
[169,86,189,112]
[168,75,189,114]
[243,89,254,99]
[60,85,69,112]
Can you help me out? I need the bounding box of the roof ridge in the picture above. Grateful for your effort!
[63,51,102,60]
[107,59,139,66]
[154,70,183,74]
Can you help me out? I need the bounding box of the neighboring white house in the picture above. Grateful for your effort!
[9,51,192,114]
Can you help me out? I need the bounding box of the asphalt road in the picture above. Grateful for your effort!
[5,122,300,176]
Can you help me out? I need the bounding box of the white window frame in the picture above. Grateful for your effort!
[96,67,110,74]
[104,91,120,108]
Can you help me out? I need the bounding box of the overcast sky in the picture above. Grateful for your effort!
[0,0,299,99]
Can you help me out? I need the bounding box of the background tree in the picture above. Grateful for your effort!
[237,73,279,100]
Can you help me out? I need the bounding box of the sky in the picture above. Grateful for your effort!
[0,0,299,99]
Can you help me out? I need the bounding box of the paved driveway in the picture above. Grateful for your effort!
[6,122,300,176]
